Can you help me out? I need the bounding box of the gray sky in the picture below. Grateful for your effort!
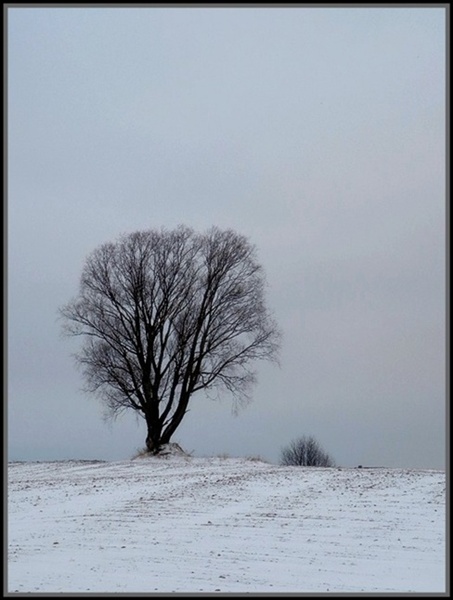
[7,6,446,468]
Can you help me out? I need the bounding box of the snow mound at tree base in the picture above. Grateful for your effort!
[157,443,191,457]
[133,443,191,460]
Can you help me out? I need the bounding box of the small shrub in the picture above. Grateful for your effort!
[280,435,335,467]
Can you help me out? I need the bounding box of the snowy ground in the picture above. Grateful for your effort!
[7,451,446,594]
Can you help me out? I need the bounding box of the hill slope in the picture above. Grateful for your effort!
[7,456,446,593]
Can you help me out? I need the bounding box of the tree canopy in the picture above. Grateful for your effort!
[60,225,281,453]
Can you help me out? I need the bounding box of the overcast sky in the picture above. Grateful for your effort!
[7,6,446,469]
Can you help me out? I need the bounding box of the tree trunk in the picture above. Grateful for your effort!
[145,412,162,454]
[160,392,190,446]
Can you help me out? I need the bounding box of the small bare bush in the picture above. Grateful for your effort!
[280,435,335,467]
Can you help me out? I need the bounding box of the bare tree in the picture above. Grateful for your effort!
[60,226,281,454]
[280,435,335,467]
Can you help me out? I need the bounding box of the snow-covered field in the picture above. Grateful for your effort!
[7,452,446,594]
